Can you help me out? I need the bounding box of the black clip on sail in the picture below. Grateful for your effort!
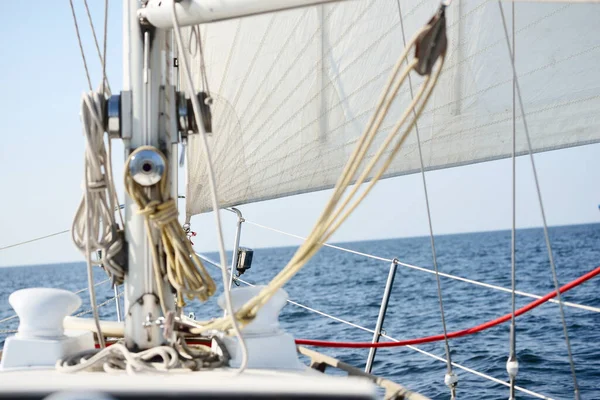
[188,92,213,134]
[414,4,448,76]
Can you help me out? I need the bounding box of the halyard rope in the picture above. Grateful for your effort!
[171,0,249,373]
[196,13,445,336]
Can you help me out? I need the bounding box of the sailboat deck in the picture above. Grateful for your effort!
[0,367,377,399]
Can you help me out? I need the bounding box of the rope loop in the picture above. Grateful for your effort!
[196,8,446,335]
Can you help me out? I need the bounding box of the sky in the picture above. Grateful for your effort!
[0,1,598,268]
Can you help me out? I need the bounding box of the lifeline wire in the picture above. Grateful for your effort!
[497,3,580,398]
[294,265,600,348]
[194,252,556,400]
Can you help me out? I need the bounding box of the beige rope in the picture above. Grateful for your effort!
[198,20,446,333]
[124,147,215,312]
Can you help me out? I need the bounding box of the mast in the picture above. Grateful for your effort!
[122,0,174,350]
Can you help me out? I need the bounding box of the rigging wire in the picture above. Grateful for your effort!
[68,0,93,91]
[243,219,600,313]
[101,0,110,97]
[171,1,249,374]
[83,0,111,94]
[497,3,580,398]
[508,2,518,399]
[400,343,552,400]
[396,1,456,396]
[3,222,598,313]
[74,289,124,318]
[0,230,70,251]
[190,26,211,97]
[196,253,554,400]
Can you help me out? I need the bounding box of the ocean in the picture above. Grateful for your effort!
[1,223,599,399]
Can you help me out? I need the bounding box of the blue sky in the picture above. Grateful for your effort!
[0,1,598,268]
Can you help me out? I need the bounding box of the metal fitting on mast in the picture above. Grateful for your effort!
[128,148,166,186]
[104,91,132,139]
[176,91,213,140]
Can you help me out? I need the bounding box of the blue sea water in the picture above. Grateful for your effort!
[1,223,599,399]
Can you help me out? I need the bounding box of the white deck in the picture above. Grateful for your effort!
[0,368,378,398]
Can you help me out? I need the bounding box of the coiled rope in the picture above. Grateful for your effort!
[123,147,215,312]
[72,91,125,285]
[56,340,224,375]
[72,89,125,348]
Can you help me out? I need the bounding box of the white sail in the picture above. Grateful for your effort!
[184,0,600,215]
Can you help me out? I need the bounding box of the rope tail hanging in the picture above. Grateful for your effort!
[197,5,448,334]
[124,146,216,312]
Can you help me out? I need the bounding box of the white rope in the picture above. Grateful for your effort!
[72,89,126,348]
[244,219,600,313]
[72,91,125,285]
[171,1,249,374]
[56,343,186,374]
[196,252,552,400]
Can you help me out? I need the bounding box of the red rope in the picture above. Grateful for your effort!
[295,265,600,348]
